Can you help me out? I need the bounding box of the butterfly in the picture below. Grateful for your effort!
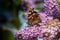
[27,8,42,25]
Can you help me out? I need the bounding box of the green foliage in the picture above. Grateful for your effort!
[1,0,22,29]
[3,0,21,10]
[3,0,13,11]
[9,17,22,29]
[3,29,15,40]
[57,0,60,8]
[14,0,21,6]
[57,0,60,4]
[35,3,43,10]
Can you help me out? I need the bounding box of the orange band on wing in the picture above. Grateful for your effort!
[28,14,35,19]
[28,15,33,19]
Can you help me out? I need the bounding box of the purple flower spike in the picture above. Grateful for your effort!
[16,19,60,40]
[16,0,60,40]
[43,0,59,16]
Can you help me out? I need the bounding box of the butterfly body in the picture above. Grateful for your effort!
[27,8,42,25]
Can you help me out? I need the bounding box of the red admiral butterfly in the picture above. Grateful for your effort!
[27,8,42,25]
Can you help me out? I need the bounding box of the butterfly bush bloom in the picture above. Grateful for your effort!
[27,0,35,8]
[38,12,53,22]
[43,0,59,16]
[16,19,60,40]
[41,0,60,21]
[21,0,35,11]
[16,0,60,40]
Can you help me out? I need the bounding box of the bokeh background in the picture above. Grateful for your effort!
[1,0,60,40]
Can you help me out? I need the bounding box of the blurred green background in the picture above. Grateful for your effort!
[1,0,60,40]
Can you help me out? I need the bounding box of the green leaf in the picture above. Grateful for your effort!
[14,0,21,6]
[9,17,22,29]
[57,0,60,8]
[35,3,43,10]
[3,29,15,40]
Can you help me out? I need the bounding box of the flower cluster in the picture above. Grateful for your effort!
[21,0,35,11]
[16,19,60,40]
[16,0,60,40]
[43,0,59,16]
